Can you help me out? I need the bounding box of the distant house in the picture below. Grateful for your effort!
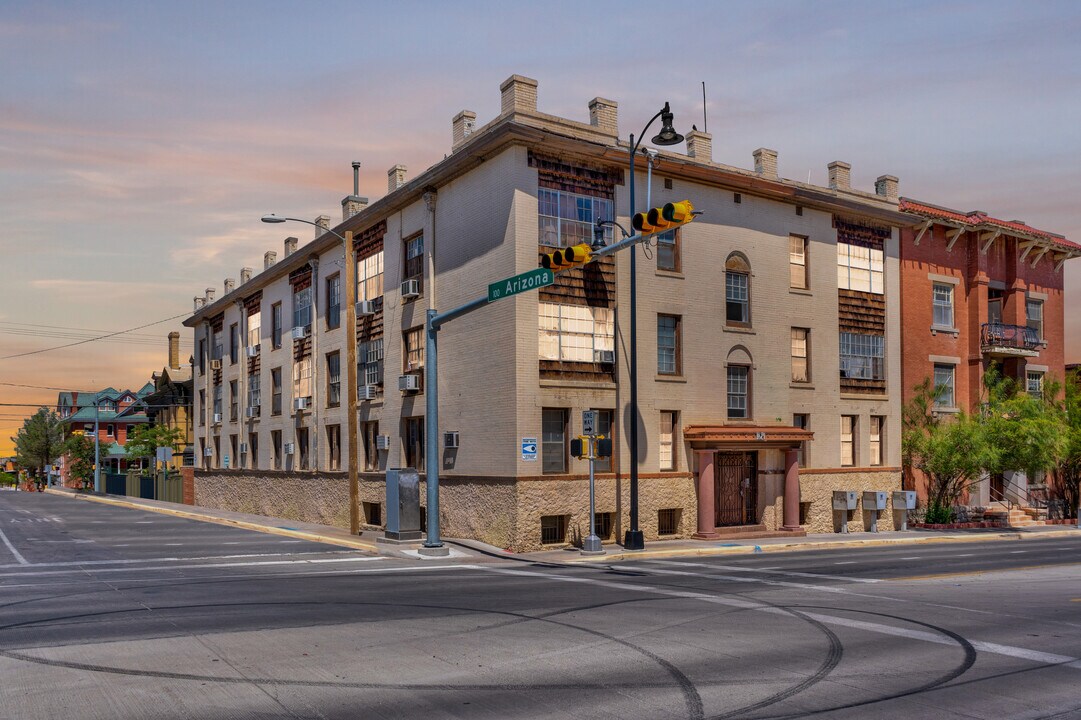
[56,382,154,487]
[141,332,195,468]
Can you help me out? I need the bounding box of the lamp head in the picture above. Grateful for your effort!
[651,102,684,146]
[261,215,286,224]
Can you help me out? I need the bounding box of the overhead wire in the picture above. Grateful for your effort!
[0,312,191,361]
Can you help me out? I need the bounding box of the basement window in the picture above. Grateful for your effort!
[658,508,681,536]
[594,512,614,541]
[541,515,567,545]
[363,501,382,526]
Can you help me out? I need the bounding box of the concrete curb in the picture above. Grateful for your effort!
[43,489,380,553]
[557,529,1079,564]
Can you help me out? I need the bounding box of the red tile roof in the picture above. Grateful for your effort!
[899,198,1080,251]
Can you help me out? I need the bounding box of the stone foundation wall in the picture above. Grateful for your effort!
[194,471,352,529]
[796,469,904,534]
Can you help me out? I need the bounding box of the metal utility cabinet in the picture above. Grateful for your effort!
[893,490,917,530]
[833,491,859,533]
[384,468,423,542]
[863,491,888,533]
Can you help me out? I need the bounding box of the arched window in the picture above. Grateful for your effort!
[725,253,751,326]
[726,346,753,420]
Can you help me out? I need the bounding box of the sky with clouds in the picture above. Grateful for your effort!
[1,0,1079,454]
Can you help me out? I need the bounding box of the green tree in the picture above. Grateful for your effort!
[125,424,184,471]
[63,432,98,491]
[12,408,65,482]
[1056,369,1081,519]
[902,378,987,522]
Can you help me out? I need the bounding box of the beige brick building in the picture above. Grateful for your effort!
[185,75,913,551]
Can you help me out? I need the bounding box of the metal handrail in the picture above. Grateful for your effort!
[989,474,1048,517]
[981,322,1041,351]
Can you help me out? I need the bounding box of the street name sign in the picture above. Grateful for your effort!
[488,268,554,303]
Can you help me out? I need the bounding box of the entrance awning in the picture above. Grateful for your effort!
[684,425,813,450]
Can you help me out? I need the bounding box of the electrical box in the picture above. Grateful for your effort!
[385,468,422,541]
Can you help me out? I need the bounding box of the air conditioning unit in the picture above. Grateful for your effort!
[204,446,213,457]
[291,325,310,340]
[294,397,309,411]
[358,385,378,401]
[246,345,260,358]
[210,359,222,370]
[284,442,295,455]
[594,349,615,364]
[245,406,259,418]
[355,300,375,317]
[399,374,421,392]
[443,431,460,449]
[400,279,420,299]
[375,434,391,450]
[239,442,248,454]
[212,413,222,424]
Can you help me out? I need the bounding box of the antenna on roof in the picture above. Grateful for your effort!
[701,81,708,134]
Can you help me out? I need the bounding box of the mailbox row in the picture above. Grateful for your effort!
[833,490,918,533]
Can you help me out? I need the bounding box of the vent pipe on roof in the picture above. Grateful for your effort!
[341,161,369,221]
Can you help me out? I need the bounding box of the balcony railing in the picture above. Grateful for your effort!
[981,322,1041,355]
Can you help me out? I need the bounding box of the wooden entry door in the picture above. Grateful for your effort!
[715,452,758,526]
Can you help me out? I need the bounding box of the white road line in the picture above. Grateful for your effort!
[900,557,922,560]
[1010,551,1027,554]
[480,566,1081,671]
[0,529,28,565]
[834,561,857,565]
[955,554,974,558]
[0,555,386,578]
[165,543,183,546]
[649,560,882,584]
[0,549,363,570]
[135,521,153,524]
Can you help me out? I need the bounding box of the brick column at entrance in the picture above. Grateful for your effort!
[782,449,801,531]
[694,451,719,539]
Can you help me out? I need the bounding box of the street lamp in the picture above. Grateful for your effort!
[624,102,684,551]
[261,214,362,536]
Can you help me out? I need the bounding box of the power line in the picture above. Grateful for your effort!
[0,313,191,361]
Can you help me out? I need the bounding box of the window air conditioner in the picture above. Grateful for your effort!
[246,345,260,358]
[212,413,222,424]
[291,325,310,340]
[443,431,460,449]
[239,442,248,454]
[284,442,295,455]
[399,374,421,392]
[204,446,214,457]
[594,349,615,364]
[210,359,222,370]
[358,385,378,401]
[294,397,309,411]
[355,300,375,317]
[400,279,420,299]
[245,406,259,418]
[375,435,391,451]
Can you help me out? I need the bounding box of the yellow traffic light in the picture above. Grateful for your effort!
[632,200,697,237]
[540,243,593,273]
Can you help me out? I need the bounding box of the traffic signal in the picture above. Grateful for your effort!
[632,200,697,237]
[540,243,593,272]
[571,435,611,460]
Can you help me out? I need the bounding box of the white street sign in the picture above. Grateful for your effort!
[582,411,596,436]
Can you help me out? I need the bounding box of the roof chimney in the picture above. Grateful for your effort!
[205,287,216,302]
[240,267,253,285]
[284,237,298,257]
[341,161,369,221]
[452,110,477,151]
[388,164,407,193]
[264,250,277,269]
[875,174,899,201]
[193,296,205,311]
[753,148,778,178]
[500,74,538,115]
[588,97,618,136]
[224,278,235,295]
[168,331,180,370]
[685,130,713,162]
[828,161,851,190]
[314,216,331,237]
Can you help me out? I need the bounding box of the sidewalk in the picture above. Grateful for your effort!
[40,487,1079,564]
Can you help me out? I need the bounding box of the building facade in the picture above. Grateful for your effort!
[898,199,1079,505]
[186,75,913,551]
[142,332,195,469]
[56,383,154,486]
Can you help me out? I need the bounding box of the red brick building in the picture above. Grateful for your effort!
[898,198,1080,504]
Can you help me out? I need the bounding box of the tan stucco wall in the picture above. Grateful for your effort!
[194,471,351,529]
[796,469,904,533]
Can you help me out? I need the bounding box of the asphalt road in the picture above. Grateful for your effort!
[2,490,1080,719]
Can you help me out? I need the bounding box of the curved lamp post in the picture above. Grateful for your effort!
[624,103,684,551]
[262,214,361,536]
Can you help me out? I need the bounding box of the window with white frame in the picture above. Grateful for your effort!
[790,235,808,289]
[247,310,261,349]
[837,242,884,294]
[404,235,424,283]
[870,416,884,466]
[933,363,955,408]
[247,372,260,412]
[293,356,312,401]
[727,366,749,419]
[326,352,341,407]
[359,338,384,387]
[839,333,884,380]
[358,251,384,302]
[725,270,749,324]
[657,229,679,272]
[293,286,312,329]
[657,314,680,375]
[659,411,677,471]
[541,408,567,474]
[1026,298,1043,340]
[404,328,424,371]
[1027,371,1043,398]
[213,384,222,416]
[932,283,954,328]
[538,303,615,363]
[326,274,340,330]
[537,188,613,248]
[840,415,856,466]
[791,328,809,383]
